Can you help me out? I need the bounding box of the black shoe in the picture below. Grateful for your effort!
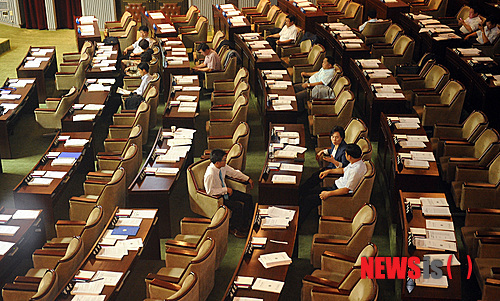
[230,228,247,239]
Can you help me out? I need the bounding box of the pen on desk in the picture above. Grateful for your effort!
[74,278,104,283]
[269,240,288,244]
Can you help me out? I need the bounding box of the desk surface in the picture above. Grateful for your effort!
[223,204,298,300]
[87,44,119,78]
[212,4,251,41]
[163,75,200,128]
[62,87,110,133]
[142,11,177,38]
[74,17,101,50]
[16,46,56,74]
[277,0,327,32]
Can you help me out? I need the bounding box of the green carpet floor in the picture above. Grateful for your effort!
[0,23,480,300]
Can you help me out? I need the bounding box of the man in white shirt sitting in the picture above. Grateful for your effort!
[458,6,482,35]
[204,149,254,238]
[465,16,500,45]
[293,56,336,112]
[266,14,298,51]
[359,10,378,32]
[298,144,367,226]
[123,25,154,58]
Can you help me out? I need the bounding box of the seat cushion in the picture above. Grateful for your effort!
[311,269,346,283]
[50,237,73,244]
[157,267,185,279]
[174,234,201,245]
[26,268,49,278]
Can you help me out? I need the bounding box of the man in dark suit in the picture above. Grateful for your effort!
[299,126,348,197]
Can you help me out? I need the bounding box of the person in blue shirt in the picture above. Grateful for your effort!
[293,56,336,112]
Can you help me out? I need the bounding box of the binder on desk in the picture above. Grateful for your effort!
[111,226,139,236]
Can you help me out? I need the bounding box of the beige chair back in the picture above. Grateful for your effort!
[357,137,372,161]
[308,44,326,71]
[81,206,105,254]
[438,80,465,123]
[361,20,391,37]
[206,206,230,268]
[473,129,500,164]
[133,102,151,145]
[96,168,127,220]
[394,35,414,59]
[348,278,378,300]
[149,272,199,301]
[462,111,488,142]
[341,2,363,28]
[487,153,500,185]
[345,118,368,143]
[385,24,403,45]
[188,159,210,195]
[256,0,270,14]
[185,238,216,300]
[56,87,79,120]
[212,30,225,50]
[234,68,249,86]
[332,76,351,97]
[423,64,449,90]
[334,90,355,127]
[227,143,244,171]
[266,5,280,22]
[117,143,141,187]
[233,122,250,169]
[144,85,159,129]
[274,12,287,29]
[119,21,137,51]
[55,237,85,289]
[29,270,59,301]
[338,243,378,291]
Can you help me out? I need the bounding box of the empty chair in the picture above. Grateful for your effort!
[439,128,500,182]
[316,118,368,155]
[413,80,466,127]
[171,5,200,29]
[204,55,237,90]
[146,272,199,301]
[92,143,141,187]
[395,53,435,77]
[321,0,350,15]
[165,206,229,269]
[242,0,270,17]
[452,153,500,210]
[211,81,249,106]
[187,159,251,218]
[431,111,488,159]
[213,68,249,92]
[105,11,132,31]
[310,278,378,301]
[205,121,250,156]
[258,11,287,35]
[108,102,150,145]
[179,16,208,50]
[287,44,326,83]
[62,41,95,63]
[461,208,500,258]
[280,39,312,61]
[357,20,391,45]
[368,23,403,50]
[302,243,378,301]
[108,20,137,51]
[35,87,79,129]
[320,160,375,218]
[411,0,448,18]
[194,30,225,62]
[380,35,415,72]
[481,278,500,301]
[206,95,249,137]
[311,204,377,268]
[335,2,364,29]
[55,53,90,90]
[101,124,143,158]
[2,270,59,301]
[249,5,280,25]
[308,90,355,136]
[69,168,127,221]
[400,64,450,103]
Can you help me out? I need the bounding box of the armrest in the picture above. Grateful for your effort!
[320,216,352,223]
[146,273,182,284]
[303,275,340,288]
[448,157,479,163]
[33,249,66,257]
[181,217,211,224]
[322,251,356,262]
[314,238,349,245]
[464,182,497,189]
[2,282,38,291]
[14,276,43,284]
[150,278,182,290]
[43,242,69,249]
[164,240,198,249]
[312,286,350,295]
[69,196,98,203]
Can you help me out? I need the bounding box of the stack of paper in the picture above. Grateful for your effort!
[252,278,285,293]
[258,252,292,268]
[65,139,89,147]
[92,271,124,286]
[414,237,457,252]
[251,237,267,248]
[116,218,142,227]
[235,276,254,289]
[403,159,429,169]
[0,225,19,236]
[12,210,40,219]
[27,178,53,186]
[456,48,481,56]
[71,279,105,295]
[422,206,451,217]
[420,197,447,207]
[131,210,156,219]
[399,141,426,149]
[268,206,296,220]
[426,229,456,241]
[149,12,165,19]
[51,158,76,166]
[426,219,454,231]
[178,102,197,113]
[415,274,448,288]
[273,150,297,159]
[0,214,12,224]
[155,167,180,176]
[280,163,303,172]
[261,217,290,229]
[96,246,128,260]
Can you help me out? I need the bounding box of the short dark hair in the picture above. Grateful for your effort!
[139,39,149,50]
[210,149,226,163]
[198,43,210,52]
[325,56,335,66]
[140,49,153,62]
[137,62,149,72]
[486,16,498,26]
[287,14,296,23]
[345,143,362,159]
[367,9,377,19]
[330,126,345,139]
[139,25,149,32]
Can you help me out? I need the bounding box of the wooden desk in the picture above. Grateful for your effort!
[379,113,440,222]
[234,34,284,92]
[12,132,94,238]
[365,0,409,22]
[56,208,158,300]
[444,48,500,129]
[258,124,305,205]
[212,4,251,42]
[74,17,101,51]
[349,58,409,139]
[399,191,461,301]
[141,11,177,38]
[86,44,120,79]
[61,87,110,133]
[0,78,38,158]
[16,46,57,103]
[160,37,191,95]
[277,0,327,33]
[255,70,298,140]
[316,23,371,72]
[0,208,45,290]
[163,75,200,129]
[223,204,298,300]
[128,129,193,238]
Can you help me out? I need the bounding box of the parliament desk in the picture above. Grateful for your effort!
[444,47,500,129]
[12,132,94,238]
[141,11,177,38]
[234,34,284,92]
[56,208,159,300]
[364,0,409,22]
[379,113,441,222]
[0,208,45,291]
[255,70,298,140]
[86,44,120,79]
[212,4,251,42]
[258,123,305,205]
[398,14,462,61]
[74,17,101,51]
[16,46,57,103]
[0,78,38,159]
[128,129,193,238]
[349,58,409,139]
[223,204,298,300]
[316,23,371,72]
[163,75,200,129]
[399,191,461,301]
[277,0,327,33]
[161,37,191,95]
[61,86,111,133]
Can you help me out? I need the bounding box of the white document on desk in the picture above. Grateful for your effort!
[280,163,303,172]
[271,174,296,184]
[0,241,15,255]
[426,219,454,231]
[0,225,19,236]
[93,270,123,286]
[71,279,105,295]
[252,278,284,294]
[12,210,40,219]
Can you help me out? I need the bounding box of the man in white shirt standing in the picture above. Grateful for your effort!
[465,16,500,45]
[204,149,254,238]
[293,56,336,112]
[359,10,378,32]
[298,144,367,226]
[458,6,482,35]
[266,14,298,51]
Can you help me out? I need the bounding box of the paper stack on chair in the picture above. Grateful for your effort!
[258,252,292,268]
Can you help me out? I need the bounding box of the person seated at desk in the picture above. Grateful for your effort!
[465,16,500,45]
[192,43,222,82]
[293,56,336,112]
[298,144,366,226]
[359,10,378,32]
[122,25,154,58]
[266,14,298,51]
[121,63,153,110]
[123,39,154,76]
[204,149,254,238]
[458,6,482,35]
